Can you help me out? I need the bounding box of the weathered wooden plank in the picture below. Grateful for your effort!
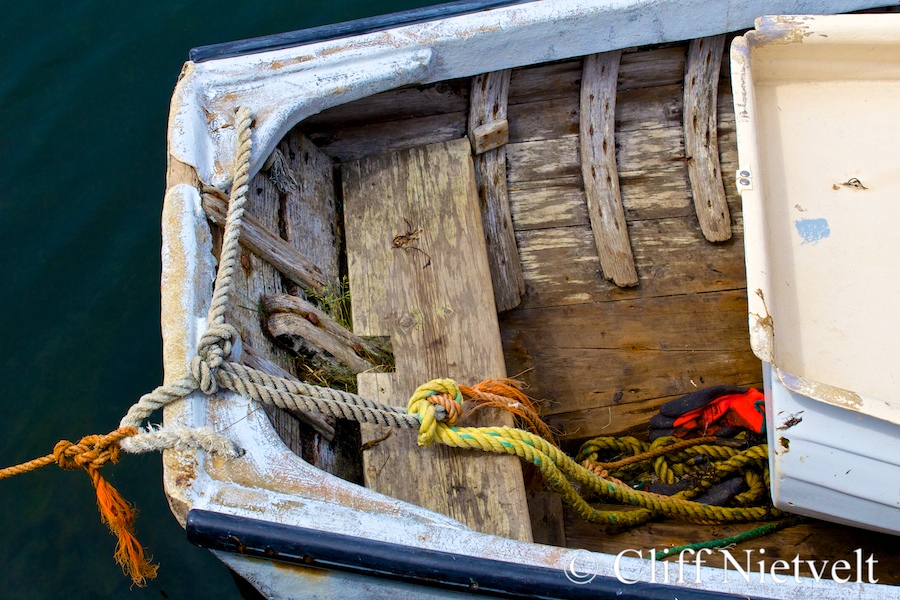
[501,290,761,422]
[280,132,340,289]
[240,342,336,441]
[500,290,761,437]
[508,60,582,105]
[202,192,326,293]
[303,111,467,163]
[545,380,765,442]
[502,290,755,353]
[262,294,391,364]
[224,168,305,457]
[507,127,685,186]
[508,84,683,145]
[563,509,900,585]
[270,132,365,482]
[301,79,469,130]
[580,51,638,287]
[514,214,746,310]
[518,346,761,418]
[507,136,581,184]
[469,69,524,313]
[509,182,587,231]
[506,46,687,106]
[617,44,687,91]
[508,96,579,144]
[342,138,532,542]
[266,312,378,375]
[684,35,731,242]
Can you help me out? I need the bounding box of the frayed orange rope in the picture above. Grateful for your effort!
[460,379,556,443]
[0,427,157,587]
[90,468,158,586]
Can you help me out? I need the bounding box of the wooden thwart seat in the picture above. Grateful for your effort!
[342,138,533,542]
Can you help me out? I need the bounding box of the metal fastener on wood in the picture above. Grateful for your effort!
[735,168,753,191]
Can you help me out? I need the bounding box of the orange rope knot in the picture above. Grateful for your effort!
[0,426,158,587]
[52,428,133,471]
[427,389,464,426]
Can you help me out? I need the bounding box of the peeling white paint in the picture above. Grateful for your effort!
[168,0,890,190]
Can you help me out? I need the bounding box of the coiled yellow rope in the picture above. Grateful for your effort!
[406,380,779,529]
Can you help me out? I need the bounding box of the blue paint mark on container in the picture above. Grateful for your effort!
[794,218,830,245]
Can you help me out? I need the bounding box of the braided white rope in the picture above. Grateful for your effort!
[119,106,423,459]
[118,107,255,456]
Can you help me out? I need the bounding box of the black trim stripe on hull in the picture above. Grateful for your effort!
[186,509,774,600]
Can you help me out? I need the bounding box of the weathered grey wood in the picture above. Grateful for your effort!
[513,215,746,310]
[240,342,336,441]
[280,132,340,289]
[617,44,687,91]
[304,111,467,163]
[342,138,532,542]
[268,130,364,481]
[684,35,731,242]
[508,84,683,145]
[224,168,305,457]
[508,128,687,186]
[580,51,638,287]
[267,312,378,375]
[507,46,687,106]
[509,182,587,231]
[468,69,524,313]
[301,79,469,130]
[507,136,581,184]
[202,192,326,293]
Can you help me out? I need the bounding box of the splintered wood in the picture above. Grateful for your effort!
[580,51,639,287]
[684,35,731,242]
[468,69,524,312]
[342,138,532,542]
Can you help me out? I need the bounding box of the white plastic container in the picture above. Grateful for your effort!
[732,14,900,534]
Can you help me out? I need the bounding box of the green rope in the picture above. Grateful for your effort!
[653,516,808,560]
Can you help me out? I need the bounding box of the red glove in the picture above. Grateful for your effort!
[649,386,765,440]
[672,389,765,436]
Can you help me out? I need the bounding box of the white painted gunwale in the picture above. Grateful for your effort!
[162,1,897,598]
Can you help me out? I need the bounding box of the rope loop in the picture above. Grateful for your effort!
[192,323,239,393]
[407,379,463,446]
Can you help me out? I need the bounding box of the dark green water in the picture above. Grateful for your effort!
[0,2,434,597]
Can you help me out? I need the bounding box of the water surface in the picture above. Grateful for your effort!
[0,1,434,597]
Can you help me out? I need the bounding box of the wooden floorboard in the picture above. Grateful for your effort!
[343,138,532,542]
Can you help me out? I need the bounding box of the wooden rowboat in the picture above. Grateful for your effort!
[160,1,900,597]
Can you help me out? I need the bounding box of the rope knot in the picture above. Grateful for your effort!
[407,379,463,446]
[52,428,136,472]
[192,323,239,394]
